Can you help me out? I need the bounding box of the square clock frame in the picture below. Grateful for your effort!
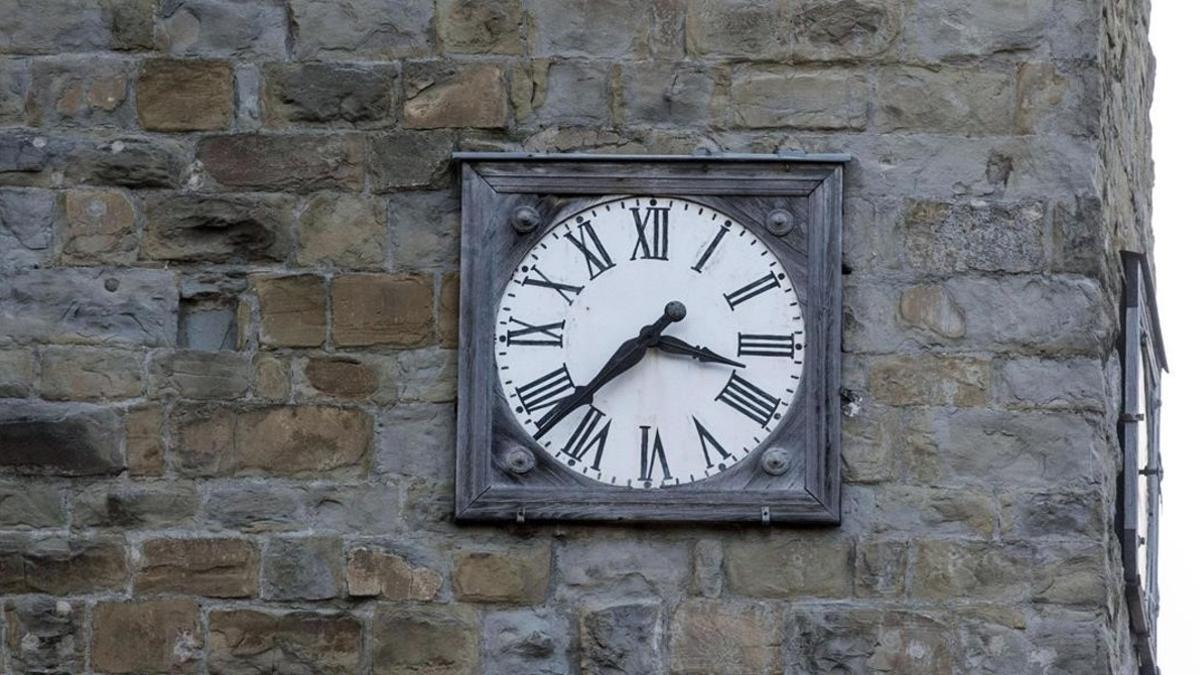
[453,153,847,525]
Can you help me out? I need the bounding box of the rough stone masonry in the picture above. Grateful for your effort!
[0,0,1154,673]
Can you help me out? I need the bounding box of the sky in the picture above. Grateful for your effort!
[1148,3,1196,671]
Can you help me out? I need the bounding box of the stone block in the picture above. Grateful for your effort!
[867,355,991,407]
[108,0,156,51]
[264,537,344,600]
[197,133,364,192]
[347,546,442,601]
[879,65,1017,135]
[158,0,287,58]
[26,57,132,127]
[557,539,689,602]
[126,404,164,476]
[0,0,111,54]
[0,268,177,347]
[208,610,364,674]
[72,482,198,529]
[841,403,901,483]
[60,189,137,264]
[91,598,201,674]
[291,0,434,60]
[453,544,551,603]
[376,402,455,479]
[792,0,905,60]
[484,608,569,675]
[1001,490,1104,540]
[911,540,1031,601]
[148,350,251,400]
[1031,543,1107,607]
[66,135,189,188]
[900,0,1050,59]
[898,285,967,340]
[438,276,460,348]
[373,605,479,675]
[731,66,869,129]
[865,486,997,538]
[264,63,397,128]
[302,356,382,400]
[298,192,387,269]
[368,130,455,191]
[0,188,56,271]
[39,346,144,400]
[786,607,953,674]
[855,539,909,599]
[724,534,853,598]
[522,61,610,126]
[684,0,788,58]
[390,191,460,270]
[307,484,401,534]
[581,604,663,675]
[531,0,683,58]
[618,62,719,126]
[404,61,506,129]
[437,0,523,54]
[903,199,1047,273]
[252,354,290,400]
[331,274,435,347]
[670,600,781,674]
[136,58,233,131]
[4,597,84,673]
[0,59,30,124]
[0,535,128,594]
[690,539,723,598]
[135,537,259,598]
[995,357,1106,411]
[0,402,123,476]
[0,349,35,397]
[171,404,372,478]
[253,275,327,348]
[0,482,66,528]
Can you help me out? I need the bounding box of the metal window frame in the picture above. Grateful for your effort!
[1119,251,1168,675]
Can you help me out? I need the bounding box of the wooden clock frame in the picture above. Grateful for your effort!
[453,153,848,524]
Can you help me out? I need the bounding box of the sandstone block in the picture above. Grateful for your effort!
[855,539,909,599]
[1032,543,1106,607]
[291,0,434,60]
[911,540,1031,601]
[670,601,781,674]
[619,62,717,126]
[208,610,364,674]
[197,133,364,192]
[137,58,233,131]
[254,275,326,348]
[158,0,287,58]
[557,539,689,603]
[437,0,523,54]
[731,66,869,129]
[376,402,455,479]
[404,62,507,129]
[390,191,460,270]
[0,349,35,397]
[26,57,131,127]
[331,274,435,347]
[0,535,128,594]
[302,356,382,400]
[0,402,123,476]
[148,350,251,400]
[253,353,291,401]
[108,0,156,51]
[724,534,853,598]
[903,199,1046,273]
[0,268,177,347]
[0,188,56,271]
[868,355,991,407]
[91,598,201,674]
[841,404,901,484]
[879,66,1017,135]
[0,60,29,124]
[171,404,372,478]
[136,537,258,598]
[0,482,66,528]
[530,0,683,58]
[4,597,84,673]
[373,605,479,675]
[298,192,387,269]
[264,63,397,128]
[581,604,663,675]
[125,404,164,476]
[60,189,137,264]
[898,285,967,340]
[73,482,198,529]
[65,135,188,188]
[347,546,442,601]
[39,346,144,400]
[685,0,787,58]
[453,544,551,603]
[786,607,953,674]
[484,608,569,675]
[262,537,344,601]
[438,276,460,348]
[368,130,455,191]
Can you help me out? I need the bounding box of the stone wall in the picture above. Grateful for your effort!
[0,0,1152,673]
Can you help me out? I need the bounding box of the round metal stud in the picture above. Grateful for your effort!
[765,209,794,236]
[665,300,687,322]
[503,446,536,475]
[760,447,791,476]
[510,205,542,234]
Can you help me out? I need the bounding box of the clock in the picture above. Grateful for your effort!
[454,153,846,524]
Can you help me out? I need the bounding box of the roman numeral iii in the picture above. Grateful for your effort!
[630,205,670,261]
[506,318,565,347]
[561,407,611,471]
[724,272,782,309]
[638,426,672,482]
[564,220,615,280]
[515,365,576,414]
[716,371,780,428]
[737,333,795,358]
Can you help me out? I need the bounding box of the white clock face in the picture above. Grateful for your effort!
[494,196,805,489]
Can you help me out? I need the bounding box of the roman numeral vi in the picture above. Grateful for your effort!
[561,407,611,471]
[638,426,672,482]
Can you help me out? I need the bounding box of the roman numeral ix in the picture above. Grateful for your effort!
[693,417,732,469]
[564,220,615,280]
[737,333,795,358]
[561,407,611,471]
[630,205,670,261]
[515,365,576,414]
[724,272,782,310]
[522,266,583,304]
[716,371,781,428]
[506,318,565,347]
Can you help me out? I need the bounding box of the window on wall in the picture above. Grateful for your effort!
[1119,251,1167,675]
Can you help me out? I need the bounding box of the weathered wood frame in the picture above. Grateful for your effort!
[1118,251,1167,675]
[453,153,848,524]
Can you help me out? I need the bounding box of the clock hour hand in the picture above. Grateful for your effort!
[654,335,745,368]
[534,301,687,438]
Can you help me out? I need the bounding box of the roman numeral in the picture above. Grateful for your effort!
[638,426,672,482]
[737,333,795,358]
[561,407,610,471]
[693,417,732,469]
[691,224,729,273]
[506,318,565,347]
[630,205,670,261]
[564,220,615,280]
[724,272,781,310]
[716,371,780,428]
[522,266,583,304]
[515,365,575,414]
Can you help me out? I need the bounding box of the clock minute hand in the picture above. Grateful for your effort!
[654,335,745,368]
[534,301,687,438]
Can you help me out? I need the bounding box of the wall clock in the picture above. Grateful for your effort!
[454,153,847,524]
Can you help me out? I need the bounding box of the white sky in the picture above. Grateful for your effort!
[1149,4,1196,671]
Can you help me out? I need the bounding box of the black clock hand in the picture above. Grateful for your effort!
[654,335,745,368]
[534,301,687,438]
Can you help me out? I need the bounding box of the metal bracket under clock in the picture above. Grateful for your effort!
[453,152,849,525]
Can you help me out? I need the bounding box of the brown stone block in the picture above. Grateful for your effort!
[303,356,381,400]
[39,346,144,401]
[297,192,387,269]
[404,62,507,129]
[723,534,853,598]
[867,355,992,407]
[137,59,233,131]
[436,0,524,54]
[0,535,128,595]
[331,274,435,347]
[438,272,459,348]
[126,405,164,477]
[208,610,363,674]
[252,353,291,400]
[197,133,364,192]
[452,544,550,603]
[373,605,479,675]
[347,547,442,601]
[135,537,259,598]
[92,598,201,674]
[254,275,327,348]
[60,189,138,264]
[669,600,781,674]
[143,192,296,263]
